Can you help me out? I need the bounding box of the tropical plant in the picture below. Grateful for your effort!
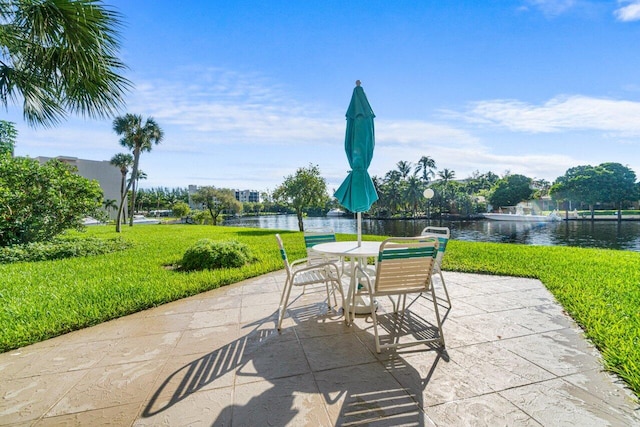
[416,156,436,183]
[112,114,164,228]
[0,121,17,156]
[0,0,130,127]
[404,174,424,216]
[171,201,190,218]
[109,152,133,230]
[272,164,329,231]
[396,160,412,179]
[0,157,102,246]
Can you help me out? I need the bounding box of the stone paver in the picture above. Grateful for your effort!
[1,271,639,426]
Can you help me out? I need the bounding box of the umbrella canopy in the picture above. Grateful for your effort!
[335,81,378,213]
[334,81,379,245]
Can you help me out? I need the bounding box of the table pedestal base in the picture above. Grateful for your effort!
[349,295,378,314]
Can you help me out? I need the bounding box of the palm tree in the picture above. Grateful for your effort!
[0,0,130,127]
[110,152,133,232]
[416,156,436,183]
[396,161,412,180]
[437,169,456,214]
[113,114,164,226]
[404,174,424,217]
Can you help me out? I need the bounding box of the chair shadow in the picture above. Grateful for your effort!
[141,294,445,426]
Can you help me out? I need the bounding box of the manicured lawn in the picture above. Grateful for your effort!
[1,224,639,397]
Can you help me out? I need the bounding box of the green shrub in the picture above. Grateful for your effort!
[181,239,255,271]
[0,236,131,263]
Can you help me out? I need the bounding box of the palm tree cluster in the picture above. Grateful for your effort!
[110,114,164,232]
[369,156,497,218]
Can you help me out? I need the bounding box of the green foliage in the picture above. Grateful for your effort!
[0,236,130,263]
[0,157,103,246]
[273,163,329,231]
[488,174,533,209]
[171,201,191,218]
[181,239,255,271]
[0,121,17,156]
[113,114,164,230]
[0,0,130,127]
[191,186,242,225]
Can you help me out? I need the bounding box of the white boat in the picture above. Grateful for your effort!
[326,208,345,217]
[483,209,561,222]
[132,214,161,224]
[82,217,102,226]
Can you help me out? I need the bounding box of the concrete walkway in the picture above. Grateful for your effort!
[1,271,638,426]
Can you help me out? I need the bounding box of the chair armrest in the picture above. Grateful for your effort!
[292,260,341,277]
[290,257,309,268]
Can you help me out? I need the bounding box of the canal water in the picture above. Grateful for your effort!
[223,214,640,252]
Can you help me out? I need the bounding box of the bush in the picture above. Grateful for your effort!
[0,236,131,263]
[0,156,103,246]
[181,239,255,271]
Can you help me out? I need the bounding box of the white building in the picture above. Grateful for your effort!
[36,156,122,220]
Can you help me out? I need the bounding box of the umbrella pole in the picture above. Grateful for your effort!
[357,212,362,247]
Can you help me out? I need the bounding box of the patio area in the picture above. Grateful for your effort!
[1,270,638,426]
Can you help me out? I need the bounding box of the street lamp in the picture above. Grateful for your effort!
[423,188,434,220]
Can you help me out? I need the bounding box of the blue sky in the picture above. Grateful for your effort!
[7,0,640,193]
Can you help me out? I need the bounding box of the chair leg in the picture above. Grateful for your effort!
[329,278,347,322]
[438,270,451,307]
[430,284,445,347]
[277,279,294,331]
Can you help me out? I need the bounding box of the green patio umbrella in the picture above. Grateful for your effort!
[334,80,379,245]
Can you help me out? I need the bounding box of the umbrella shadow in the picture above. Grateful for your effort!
[142,293,446,425]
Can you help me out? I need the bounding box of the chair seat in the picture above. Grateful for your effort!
[292,269,338,287]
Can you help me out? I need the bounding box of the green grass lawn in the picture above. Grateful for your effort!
[1,224,639,397]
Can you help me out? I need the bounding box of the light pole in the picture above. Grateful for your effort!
[423,188,434,221]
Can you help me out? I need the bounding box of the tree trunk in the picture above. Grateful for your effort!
[296,211,304,232]
[618,202,622,222]
[590,205,595,221]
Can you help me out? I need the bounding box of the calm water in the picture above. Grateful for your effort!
[224,214,640,252]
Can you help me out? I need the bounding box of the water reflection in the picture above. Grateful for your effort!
[223,215,640,252]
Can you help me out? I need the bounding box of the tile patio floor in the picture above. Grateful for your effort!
[1,271,639,426]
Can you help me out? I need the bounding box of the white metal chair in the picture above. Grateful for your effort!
[420,226,451,308]
[275,234,346,331]
[355,236,445,352]
[303,228,342,306]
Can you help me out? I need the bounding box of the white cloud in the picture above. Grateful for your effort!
[614,0,640,21]
[523,0,576,16]
[456,95,640,136]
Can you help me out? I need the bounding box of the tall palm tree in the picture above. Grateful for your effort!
[110,152,133,232]
[404,174,424,217]
[0,0,131,127]
[113,114,164,226]
[396,161,412,180]
[416,156,436,183]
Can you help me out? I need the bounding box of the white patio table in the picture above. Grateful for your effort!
[311,241,381,324]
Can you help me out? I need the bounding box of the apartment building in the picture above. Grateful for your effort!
[36,156,122,220]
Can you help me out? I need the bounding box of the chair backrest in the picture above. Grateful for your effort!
[420,226,450,266]
[373,236,438,295]
[275,234,292,275]
[303,228,337,265]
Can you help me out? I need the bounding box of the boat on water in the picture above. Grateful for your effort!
[326,208,345,217]
[483,208,561,222]
[132,214,161,224]
[82,217,102,226]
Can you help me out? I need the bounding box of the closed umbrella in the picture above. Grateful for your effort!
[334,80,379,246]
